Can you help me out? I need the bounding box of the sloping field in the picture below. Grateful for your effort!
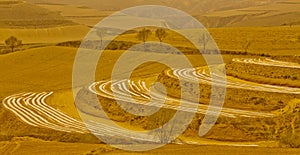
[37,3,170,28]
[0,46,299,153]
[105,26,300,56]
[0,46,77,97]
[0,1,75,28]
[97,144,300,155]
[226,58,300,87]
[0,45,251,105]
[1,138,299,155]
[36,3,113,27]
[27,0,276,15]
[0,138,299,155]
[208,26,300,55]
[0,25,90,44]
[0,26,298,98]
[0,137,105,155]
[201,0,300,27]
[1,26,297,97]
[27,0,299,27]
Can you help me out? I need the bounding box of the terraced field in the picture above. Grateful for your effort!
[0,0,299,154]
[2,57,300,144]
[170,66,300,94]
[2,92,157,143]
[0,46,299,154]
[227,58,300,87]
[232,58,300,69]
[89,78,277,118]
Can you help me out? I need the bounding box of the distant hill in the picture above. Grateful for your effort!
[0,0,75,28]
[25,0,300,27]
[26,0,277,14]
[199,0,300,27]
[0,25,90,44]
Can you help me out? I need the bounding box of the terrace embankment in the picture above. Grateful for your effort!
[157,68,300,111]
[226,58,300,87]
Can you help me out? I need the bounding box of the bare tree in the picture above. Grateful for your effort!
[148,109,176,144]
[137,28,151,50]
[95,30,103,49]
[243,41,252,53]
[155,28,167,44]
[199,33,210,54]
[5,36,22,52]
[147,109,192,144]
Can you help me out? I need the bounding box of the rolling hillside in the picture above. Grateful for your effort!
[200,0,300,27]
[0,0,75,28]
[26,0,277,14]
[25,0,300,27]
[0,25,90,44]
[0,46,77,97]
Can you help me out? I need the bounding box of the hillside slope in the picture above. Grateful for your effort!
[26,0,277,14]
[26,0,300,27]
[0,0,75,28]
[0,25,90,44]
[0,46,76,97]
[200,0,300,27]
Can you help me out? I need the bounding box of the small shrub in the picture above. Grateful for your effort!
[280,133,300,148]
[292,76,298,80]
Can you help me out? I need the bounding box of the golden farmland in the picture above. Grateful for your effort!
[0,0,300,154]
